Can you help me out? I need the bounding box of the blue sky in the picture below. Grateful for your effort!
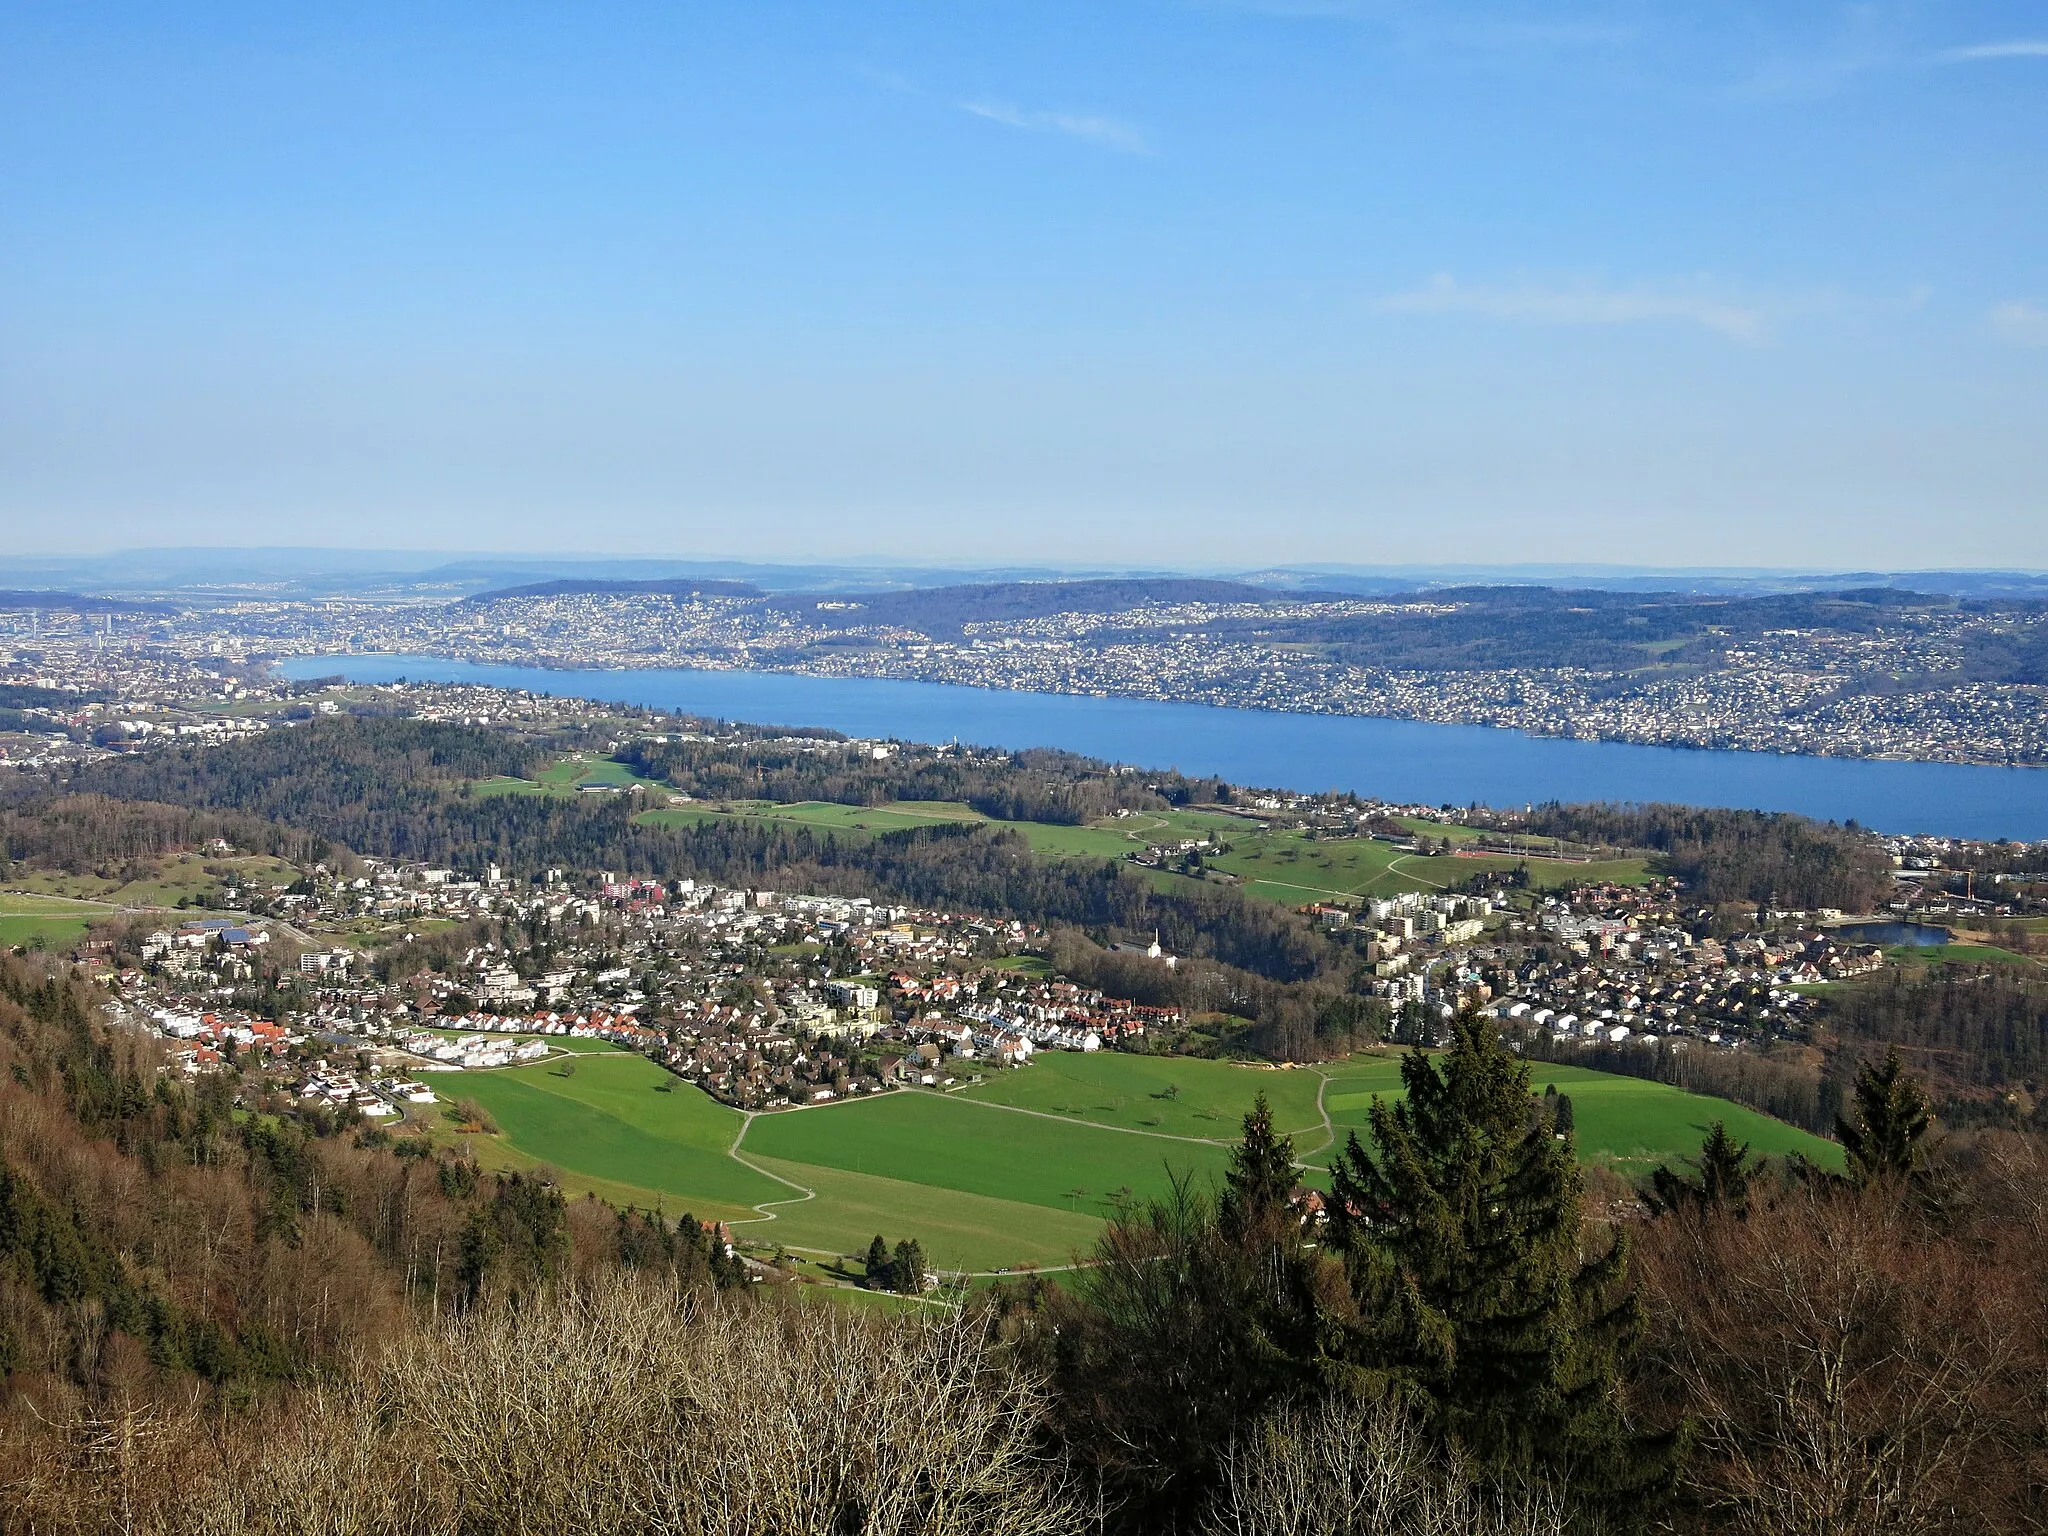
[2,1,2044,567]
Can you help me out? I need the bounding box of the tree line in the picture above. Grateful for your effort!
[621,735,1216,824]
[1520,801,1894,910]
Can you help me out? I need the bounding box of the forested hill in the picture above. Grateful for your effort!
[463,577,762,603]
[757,578,1330,637]
[60,717,548,830]
[1522,802,1894,912]
[618,736,1200,825]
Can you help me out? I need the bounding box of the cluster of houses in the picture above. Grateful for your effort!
[148,1007,291,1072]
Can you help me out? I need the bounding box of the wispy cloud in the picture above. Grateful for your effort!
[1375,275,1769,343]
[1988,302,2048,346]
[1937,39,2048,62]
[959,99,1150,154]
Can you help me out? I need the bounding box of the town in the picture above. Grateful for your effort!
[4,578,2047,765]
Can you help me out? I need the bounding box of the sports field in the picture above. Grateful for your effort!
[475,755,668,798]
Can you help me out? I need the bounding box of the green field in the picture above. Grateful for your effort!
[476,755,669,799]
[736,1155,1103,1271]
[1193,828,1651,906]
[0,914,96,948]
[1886,943,2037,968]
[1,851,293,910]
[1310,1057,1840,1173]
[960,1051,1327,1143]
[0,891,117,949]
[430,1043,1838,1271]
[634,796,1645,908]
[423,1052,784,1220]
[740,1091,1235,1218]
[634,800,1251,863]
[638,798,984,837]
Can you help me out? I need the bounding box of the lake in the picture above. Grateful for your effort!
[278,656,2048,841]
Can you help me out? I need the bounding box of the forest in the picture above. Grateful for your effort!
[2,965,2042,1536]
[1519,801,1894,911]
[1825,967,2048,1095]
[617,735,1209,824]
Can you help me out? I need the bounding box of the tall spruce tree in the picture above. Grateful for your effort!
[864,1234,892,1288]
[1324,1011,1676,1516]
[1049,1093,1343,1530]
[1221,1092,1297,1232]
[1838,1046,1934,1188]
[1648,1120,1753,1216]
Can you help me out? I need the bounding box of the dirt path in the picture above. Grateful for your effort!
[724,1110,821,1229]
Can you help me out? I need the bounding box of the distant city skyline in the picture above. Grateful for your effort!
[3,2,2045,564]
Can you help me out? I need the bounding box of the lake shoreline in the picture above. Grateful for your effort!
[279,651,2048,771]
[277,655,2048,842]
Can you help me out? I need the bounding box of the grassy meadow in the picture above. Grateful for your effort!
[470,744,1657,911]
[739,1090,1236,1218]
[423,1051,784,1221]
[1309,1056,1841,1174]
[1191,828,1651,906]
[421,1040,1840,1272]
[0,851,295,910]
[634,791,1653,908]
[734,1156,1104,1272]
[959,1050,1327,1142]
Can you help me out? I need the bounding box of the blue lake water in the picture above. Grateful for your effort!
[278,656,2048,841]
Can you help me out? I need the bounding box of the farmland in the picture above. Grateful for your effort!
[424,1042,1839,1274]
[0,891,109,949]
[959,1050,1327,1142]
[1310,1056,1841,1174]
[422,1050,784,1223]
[633,789,1653,908]
[732,1157,1104,1272]
[1187,828,1651,906]
[739,1090,1236,1216]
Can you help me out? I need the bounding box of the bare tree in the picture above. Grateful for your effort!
[1201,1396,1568,1536]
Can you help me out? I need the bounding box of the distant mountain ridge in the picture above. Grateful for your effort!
[461,575,1355,635]
[761,577,1354,636]
[461,577,765,603]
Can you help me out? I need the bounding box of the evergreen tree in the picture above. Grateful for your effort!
[1648,1120,1753,1216]
[891,1238,927,1294]
[1221,1092,1296,1232]
[1553,1091,1575,1138]
[1324,1011,1676,1517]
[1838,1047,1934,1188]
[864,1234,892,1289]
